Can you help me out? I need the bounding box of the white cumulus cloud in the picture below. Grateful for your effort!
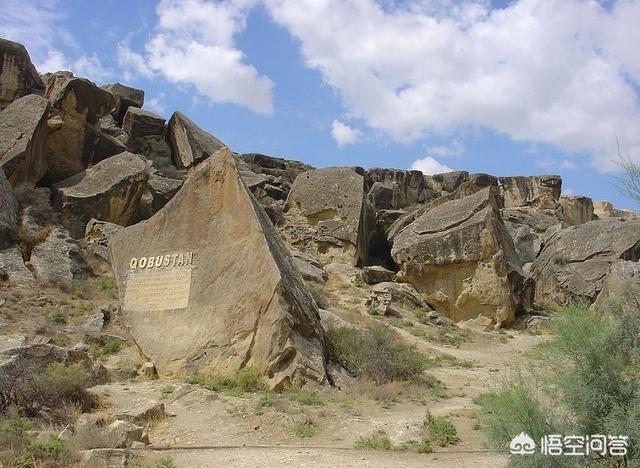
[123,0,274,114]
[331,119,361,146]
[265,0,640,171]
[410,157,454,175]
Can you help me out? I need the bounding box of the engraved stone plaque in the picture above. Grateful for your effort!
[123,267,192,311]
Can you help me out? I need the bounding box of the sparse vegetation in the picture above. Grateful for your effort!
[355,432,392,450]
[327,325,428,384]
[287,389,325,407]
[91,338,122,358]
[436,326,471,347]
[293,417,317,438]
[160,385,175,398]
[186,368,267,396]
[308,283,330,309]
[477,298,640,466]
[423,411,459,447]
[100,277,118,298]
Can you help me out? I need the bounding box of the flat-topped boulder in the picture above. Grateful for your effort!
[108,148,328,389]
[102,83,144,124]
[531,217,640,305]
[499,175,562,209]
[44,75,116,182]
[391,187,527,326]
[53,152,149,233]
[166,111,225,169]
[0,94,50,185]
[560,195,595,226]
[281,167,375,266]
[123,107,165,141]
[0,38,45,110]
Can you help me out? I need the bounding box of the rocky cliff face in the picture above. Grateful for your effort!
[1,38,639,386]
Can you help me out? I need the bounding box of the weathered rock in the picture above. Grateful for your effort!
[593,260,640,311]
[44,75,116,182]
[560,195,595,226]
[122,107,165,141]
[84,219,123,273]
[147,172,182,213]
[166,111,225,169]
[0,247,36,287]
[391,187,527,325]
[99,114,128,145]
[0,94,50,185]
[366,281,430,316]
[531,218,640,305]
[0,334,27,352]
[376,209,407,232]
[106,420,145,448]
[0,169,18,248]
[282,167,375,266]
[501,208,562,264]
[116,401,166,425]
[30,227,87,291]
[593,201,615,219]
[139,362,158,380]
[93,131,126,164]
[318,309,354,331]
[499,175,562,209]
[83,303,117,333]
[428,171,470,194]
[367,182,395,210]
[291,250,328,283]
[54,152,149,234]
[108,148,328,389]
[614,208,640,219]
[79,449,129,468]
[366,169,435,209]
[0,39,45,110]
[361,265,396,284]
[102,83,144,124]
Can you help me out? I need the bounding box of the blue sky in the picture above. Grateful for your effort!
[2,0,640,210]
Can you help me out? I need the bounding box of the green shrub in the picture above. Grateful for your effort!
[423,411,459,447]
[477,300,640,467]
[398,438,433,453]
[100,277,118,298]
[287,390,325,407]
[293,418,317,438]
[14,184,58,226]
[188,368,267,396]
[355,433,392,450]
[327,325,427,383]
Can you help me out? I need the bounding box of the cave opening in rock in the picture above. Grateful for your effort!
[367,227,398,271]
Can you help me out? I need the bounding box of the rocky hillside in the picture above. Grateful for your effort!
[1,37,640,466]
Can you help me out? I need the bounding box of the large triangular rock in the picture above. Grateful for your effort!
[0,39,45,110]
[166,111,225,169]
[108,148,327,389]
[0,94,50,185]
[391,187,528,326]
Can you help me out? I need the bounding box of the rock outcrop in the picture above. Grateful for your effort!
[531,218,640,305]
[166,111,225,169]
[53,152,149,234]
[391,187,527,326]
[365,169,436,209]
[30,227,87,291]
[0,94,50,185]
[0,38,45,110]
[560,195,594,226]
[0,246,36,287]
[499,175,562,209]
[108,148,328,389]
[44,74,115,182]
[281,167,375,266]
[84,219,123,274]
[0,169,18,248]
[102,83,144,124]
[593,200,615,219]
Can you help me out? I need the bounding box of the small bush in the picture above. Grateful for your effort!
[0,419,76,468]
[160,385,175,398]
[100,277,118,298]
[355,433,392,450]
[423,412,459,447]
[14,184,58,226]
[188,368,266,396]
[327,325,427,383]
[287,390,324,407]
[293,417,317,438]
[398,438,433,454]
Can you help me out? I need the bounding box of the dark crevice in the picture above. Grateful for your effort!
[367,226,398,271]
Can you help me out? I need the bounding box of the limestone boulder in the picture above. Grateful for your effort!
[499,175,562,209]
[0,169,18,248]
[366,281,431,317]
[122,107,165,141]
[281,167,375,266]
[593,260,640,311]
[361,265,396,284]
[291,250,328,283]
[108,148,328,389]
[530,218,640,305]
[99,114,128,145]
[93,131,126,164]
[0,39,45,110]
[560,195,595,226]
[366,169,435,209]
[53,152,149,234]
[102,83,144,124]
[166,111,225,169]
[30,227,87,291]
[146,172,182,213]
[84,219,123,274]
[44,75,115,182]
[593,201,615,219]
[0,247,36,287]
[500,208,562,265]
[428,171,470,194]
[0,94,50,185]
[391,187,528,326]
